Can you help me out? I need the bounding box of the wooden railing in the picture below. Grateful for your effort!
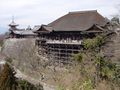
[46,40,82,45]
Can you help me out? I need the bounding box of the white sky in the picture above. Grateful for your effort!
[0,0,120,33]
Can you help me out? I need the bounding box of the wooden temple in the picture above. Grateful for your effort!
[34,10,109,63]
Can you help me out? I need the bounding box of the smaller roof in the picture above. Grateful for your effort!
[33,25,41,31]
[12,30,36,35]
[86,24,105,33]
[21,30,36,35]
[33,25,52,33]
[42,25,53,31]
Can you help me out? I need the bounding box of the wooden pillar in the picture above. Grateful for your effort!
[58,44,61,65]
[72,45,74,57]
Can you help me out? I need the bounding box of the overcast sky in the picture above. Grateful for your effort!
[0,0,120,33]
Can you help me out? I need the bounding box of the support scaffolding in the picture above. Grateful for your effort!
[36,38,82,65]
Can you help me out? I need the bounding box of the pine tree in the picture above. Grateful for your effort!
[0,63,16,90]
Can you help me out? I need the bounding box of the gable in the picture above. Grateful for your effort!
[86,25,104,33]
[34,25,52,33]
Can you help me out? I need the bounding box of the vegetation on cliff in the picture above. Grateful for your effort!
[0,62,43,90]
[71,34,120,90]
[46,33,119,90]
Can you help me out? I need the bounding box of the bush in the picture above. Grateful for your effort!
[0,40,3,47]
[95,55,116,80]
[57,85,65,90]
[0,63,43,90]
[83,79,94,90]
[83,36,105,50]
[0,63,16,90]
[113,64,120,87]
[6,57,13,64]
[73,53,83,63]
[18,79,43,90]
[72,79,94,90]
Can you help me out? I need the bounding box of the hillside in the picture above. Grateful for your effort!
[1,35,120,90]
[2,38,56,90]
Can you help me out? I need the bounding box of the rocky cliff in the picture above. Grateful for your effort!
[1,36,120,90]
[2,38,57,90]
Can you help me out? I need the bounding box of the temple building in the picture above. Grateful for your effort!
[8,20,37,38]
[34,10,110,63]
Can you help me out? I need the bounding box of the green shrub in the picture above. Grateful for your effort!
[6,57,13,64]
[113,64,120,86]
[83,79,94,90]
[0,63,43,90]
[72,79,94,90]
[83,36,105,49]
[0,40,3,47]
[73,53,83,63]
[57,85,65,90]
[0,63,16,90]
[95,55,116,80]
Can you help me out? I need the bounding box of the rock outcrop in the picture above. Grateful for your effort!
[2,38,57,90]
